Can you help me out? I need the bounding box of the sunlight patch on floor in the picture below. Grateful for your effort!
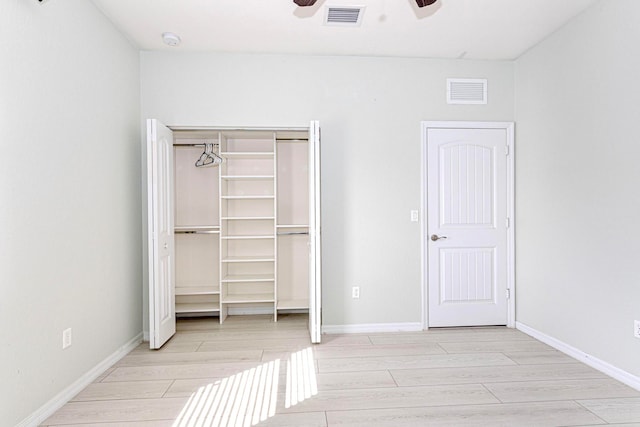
[172,347,318,427]
[285,347,318,409]
[172,359,280,427]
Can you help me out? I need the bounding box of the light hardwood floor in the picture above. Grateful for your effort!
[42,315,640,426]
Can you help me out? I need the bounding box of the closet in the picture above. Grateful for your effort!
[147,120,321,349]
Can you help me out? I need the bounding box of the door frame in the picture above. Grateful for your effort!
[420,121,515,329]
[146,122,322,346]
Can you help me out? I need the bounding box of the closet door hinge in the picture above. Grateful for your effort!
[505,145,510,156]
[506,289,511,300]
[505,217,510,229]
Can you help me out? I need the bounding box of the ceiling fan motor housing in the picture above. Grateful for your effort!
[294,0,318,6]
[415,0,438,7]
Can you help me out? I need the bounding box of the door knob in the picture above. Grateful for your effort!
[431,234,447,241]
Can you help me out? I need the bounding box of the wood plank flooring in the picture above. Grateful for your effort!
[42,314,640,426]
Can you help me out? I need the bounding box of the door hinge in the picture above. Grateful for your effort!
[506,289,511,299]
[505,217,510,228]
[505,145,510,156]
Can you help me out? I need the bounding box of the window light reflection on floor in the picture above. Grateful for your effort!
[285,347,318,409]
[172,359,280,427]
[172,347,318,427]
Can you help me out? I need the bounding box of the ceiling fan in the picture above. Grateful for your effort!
[294,0,438,6]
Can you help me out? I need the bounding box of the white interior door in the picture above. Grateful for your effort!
[147,119,176,349]
[308,120,322,343]
[425,122,513,327]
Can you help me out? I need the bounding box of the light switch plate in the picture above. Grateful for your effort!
[62,328,72,349]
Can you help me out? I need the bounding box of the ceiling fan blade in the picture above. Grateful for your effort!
[415,0,438,7]
[293,0,318,6]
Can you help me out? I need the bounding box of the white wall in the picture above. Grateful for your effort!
[140,52,514,331]
[515,0,640,377]
[0,1,141,425]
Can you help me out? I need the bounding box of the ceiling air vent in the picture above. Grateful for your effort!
[447,78,488,105]
[325,6,365,26]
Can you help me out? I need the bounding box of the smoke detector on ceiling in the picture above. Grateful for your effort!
[162,32,181,47]
[325,6,365,26]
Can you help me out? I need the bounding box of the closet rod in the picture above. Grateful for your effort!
[277,231,309,236]
[174,143,216,147]
[175,230,220,234]
[275,138,309,142]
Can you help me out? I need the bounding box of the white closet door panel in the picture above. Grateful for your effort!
[147,119,176,349]
[308,121,322,344]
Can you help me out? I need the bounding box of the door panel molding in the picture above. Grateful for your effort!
[421,121,515,329]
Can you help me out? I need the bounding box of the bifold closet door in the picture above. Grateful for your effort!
[308,121,322,344]
[147,119,176,349]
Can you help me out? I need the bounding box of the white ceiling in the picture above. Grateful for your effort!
[91,0,598,60]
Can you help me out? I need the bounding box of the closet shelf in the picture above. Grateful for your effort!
[221,152,274,159]
[276,224,309,228]
[277,299,309,310]
[221,216,275,221]
[176,286,220,296]
[221,235,274,240]
[176,302,220,314]
[222,274,275,283]
[222,294,275,304]
[221,175,274,180]
[221,195,274,200]
[175,225,220,231]
[221,256,275,263]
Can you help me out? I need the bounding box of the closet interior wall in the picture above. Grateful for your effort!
[172,129,310,323]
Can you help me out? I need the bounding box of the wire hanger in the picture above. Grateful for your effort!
[195,143,223,167]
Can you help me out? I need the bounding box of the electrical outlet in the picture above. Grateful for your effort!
[62,328,72,349]
[634,320,640,339]
[410,210,419,222]
[352,286,360,299]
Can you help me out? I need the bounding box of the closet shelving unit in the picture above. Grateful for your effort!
[153,124,318,325]
[219,132,278,322]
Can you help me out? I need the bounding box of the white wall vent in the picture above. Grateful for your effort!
[447,78,488,105]
[325,6,365,26]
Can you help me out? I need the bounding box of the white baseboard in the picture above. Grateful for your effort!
[516,322,640,391]
[17,332,143,427]
[323,322,423,334]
